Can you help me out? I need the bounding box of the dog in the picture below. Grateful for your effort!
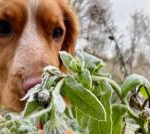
[0,0,79,112]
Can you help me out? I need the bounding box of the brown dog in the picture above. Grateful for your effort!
[0,0,79,112]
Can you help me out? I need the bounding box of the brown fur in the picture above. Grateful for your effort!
[0,0,79,112]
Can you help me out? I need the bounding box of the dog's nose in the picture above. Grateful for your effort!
[23,77,42,92]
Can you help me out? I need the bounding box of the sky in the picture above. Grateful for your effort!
[107,0,150,59]
[77,0,150,49]
[110,0,150,29]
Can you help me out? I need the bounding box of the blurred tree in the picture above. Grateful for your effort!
[71,0,150,80]
[71,0,112,51]
[126,11,150,74]
[71,0,128,78]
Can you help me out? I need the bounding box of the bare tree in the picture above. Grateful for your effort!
[126,11,150,74]
[71,0,111,51]
[72,0,129,78]
[71,0,150,80]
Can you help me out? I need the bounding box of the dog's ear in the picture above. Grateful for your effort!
[61,4,79,55]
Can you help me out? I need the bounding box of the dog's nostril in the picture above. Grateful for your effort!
[23,77,42,92]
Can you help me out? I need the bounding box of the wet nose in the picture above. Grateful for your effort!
[23,77,42,92]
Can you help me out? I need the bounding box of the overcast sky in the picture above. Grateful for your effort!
[110,0,150,29]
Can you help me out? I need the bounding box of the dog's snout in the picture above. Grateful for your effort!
[23,77,41,92]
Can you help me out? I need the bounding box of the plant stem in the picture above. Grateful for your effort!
[92,76,122,99]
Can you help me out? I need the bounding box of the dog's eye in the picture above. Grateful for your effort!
[52,27,63,39]
[0,20,12,36]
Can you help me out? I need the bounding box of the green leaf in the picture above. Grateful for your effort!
[69,58,81,72]
[89,80,112,134]
[62,76,106,121]
[78,69,92,89]
[59,51,74,65]
[112,104,128,134]
[21,85,41,101]
[53,79,66,113]
[23,101,42,118]
[43,65,61,76]
[53,94,66,113]
[140,86,149,98]
[29,104,52,120]
[59,51,79,72]
[76,108,89,129]
[122,74,150,98]
[88,119,101,134]
[97,80,112,134]
[92,76,122,99]
[76,51,104,74]
[45,76,59,89]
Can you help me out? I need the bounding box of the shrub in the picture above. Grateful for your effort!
[0,51,150,134]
